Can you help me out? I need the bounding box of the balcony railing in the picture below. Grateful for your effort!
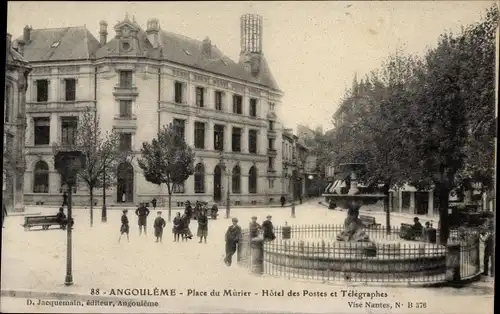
[113,86,139,97]
[26,101,95,113]
[113,115,138,130]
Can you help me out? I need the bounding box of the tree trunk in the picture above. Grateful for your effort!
[383,184,391,234]
[437,186,450,245]
[90,187,94,227]
[168,193,172,222]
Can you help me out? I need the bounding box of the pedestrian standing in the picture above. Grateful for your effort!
[262,215,276,241]
[119,209,130,243]
[197,210,209,243]
[152,198,157,210]
[136,203,150,236]
[62,191,68,207]
[280,195,286,207]
[249,216,261,239]
[224,218,242,266]
[153,211,166,243]
[173,212,182,242]
[182,213,193,240]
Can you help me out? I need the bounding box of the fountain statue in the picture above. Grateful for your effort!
[323,163,386,244]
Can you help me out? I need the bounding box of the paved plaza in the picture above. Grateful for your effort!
[1,200,494,313]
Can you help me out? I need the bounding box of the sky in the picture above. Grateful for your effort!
[7,1,495,132]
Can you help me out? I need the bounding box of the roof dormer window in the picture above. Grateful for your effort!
[51,41,60,48]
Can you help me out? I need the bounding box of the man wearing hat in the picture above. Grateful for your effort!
[262,215,276,241]
[224,218,242,266]
[249,216,261,239]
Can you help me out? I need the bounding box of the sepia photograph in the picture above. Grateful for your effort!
[2,1,497,313]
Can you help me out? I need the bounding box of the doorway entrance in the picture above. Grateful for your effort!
[213,165,222,202]
[117,162,134,203]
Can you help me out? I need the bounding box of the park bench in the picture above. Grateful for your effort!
[359,215,381,229]
[399,223,422,240]
[22,215,73,231]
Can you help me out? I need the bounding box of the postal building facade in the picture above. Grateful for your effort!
[16,14,284,207]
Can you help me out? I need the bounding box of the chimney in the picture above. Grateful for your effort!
[146,18,160,47]
[99,20,108,46]
[202,37,211,57]
[239,14,263,76]
[23,25,32,42]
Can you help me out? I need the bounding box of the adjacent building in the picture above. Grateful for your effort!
[281,128,308,201]
[15,14,284,207]
[4,33,32,211]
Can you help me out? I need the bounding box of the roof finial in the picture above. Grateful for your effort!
[125,13,130,21]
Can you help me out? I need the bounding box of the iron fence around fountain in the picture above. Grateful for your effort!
[237,226,483,285]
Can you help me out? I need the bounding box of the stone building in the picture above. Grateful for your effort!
[17,14,284,206]
[4,33,32,211]
[281,129,308,201]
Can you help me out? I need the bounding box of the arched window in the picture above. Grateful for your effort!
[33,161,49,193]
[194,163,205,193]
[248,166,257,194]
[232,165,241,194]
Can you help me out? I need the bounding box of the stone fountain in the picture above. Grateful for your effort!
[323,163,386,245]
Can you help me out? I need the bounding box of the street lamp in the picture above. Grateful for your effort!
[54,150,86,286]
[219,151,231,219]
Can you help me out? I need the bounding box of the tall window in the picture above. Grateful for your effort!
[248,166,257,194]
[215,91,223,110]
[269,102,275,112]
[33,161,49,193]
[36,79,49,102]
[194,122,205,149]
[119,70,133,88]
[195,87,204,107]
[269,120,274,131]
[249,98,257,117]
[34,117,50,145]
[61,117,78,145]
[119,100,132,118]
[232,94,242,114]
[248,129,257,154]
[173,119,185,140]
[194,163,205,193]
[232,127,241,152]
[119,133,132,152]
[174,81,184,104]
[5,85,11,122]
[214,124,224,151]
[232,165,241,194]
[65,78,76,101]
[173,182,185,194]
[268,157,275,170]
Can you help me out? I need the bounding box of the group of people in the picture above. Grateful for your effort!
[223,215,276,267]
[119,200,213,244]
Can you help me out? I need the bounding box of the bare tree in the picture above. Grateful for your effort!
[53,108,129,227]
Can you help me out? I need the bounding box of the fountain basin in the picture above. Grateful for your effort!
[263,241,447,281]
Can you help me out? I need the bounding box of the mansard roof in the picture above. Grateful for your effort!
[14,26,101,62]
[15,19,280,92]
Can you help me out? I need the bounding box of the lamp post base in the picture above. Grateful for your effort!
[64,275,73,286]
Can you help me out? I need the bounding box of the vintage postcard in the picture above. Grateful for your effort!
[2,1,497,313]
